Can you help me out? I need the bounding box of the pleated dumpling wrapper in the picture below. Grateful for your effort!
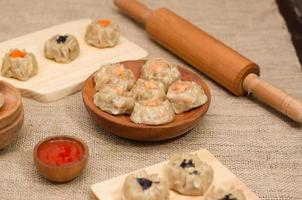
[94,63,135,91]
[44,34,80,63]
[204,186,246,200]
[94,84,135,115]
[1,49,38,81]
[164,153,214,196]
[141,58,181,88]
[122,170,169,200]
[131,79,166,102]
[167,80,208,114]
[130,99,175,125]
[85,19,120,48]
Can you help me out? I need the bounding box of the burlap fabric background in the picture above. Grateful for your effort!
[0,0,301,199]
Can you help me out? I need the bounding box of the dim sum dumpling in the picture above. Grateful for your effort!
[1,49,38,81]
[131,79,166,101]
[85,19,120,48]
[167,80,208,114]
[141,58,181,88]
[130,100,175,125]
[204,186,246,200]
[164,153,214,196]
[44,34,80,63]
[94,63,135,91]
[94,84,135,115]
[122,170,169,200]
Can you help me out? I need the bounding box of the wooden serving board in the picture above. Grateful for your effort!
[0,19,148,102]
[91,149,260,200]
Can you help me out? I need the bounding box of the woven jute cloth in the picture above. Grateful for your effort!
[0,0,301,199]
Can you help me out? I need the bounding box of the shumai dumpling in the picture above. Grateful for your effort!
[94,84,135,115]
[94,63,135,91]
[164,153,214,196]
[204,186,246,200]
[44,34,80,63]
[131,79,166,101]
[167,80,208,114]
[85,19,120,48]
[1,49,38,81]
[122,170,169,200]
[141,58,181,88]
[130,100,175,125]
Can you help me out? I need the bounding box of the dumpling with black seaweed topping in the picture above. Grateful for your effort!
[122,170,169,200]
[164,153,214,196]
[44,34,80,63]
[204,186,246,200]
[1,49,38,81]
[85,19,120,48]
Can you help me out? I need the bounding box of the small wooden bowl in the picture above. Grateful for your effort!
[82,60,211,142]
[33,136,89,183]
[0,107,24,150]
[0,81,22,129]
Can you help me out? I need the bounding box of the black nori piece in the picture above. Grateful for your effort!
[136,178,153,190]
[219,194,237,200]
[180,159,195,168]
[56,35,68,44]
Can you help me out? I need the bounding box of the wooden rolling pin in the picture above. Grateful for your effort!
[114,0,302,123]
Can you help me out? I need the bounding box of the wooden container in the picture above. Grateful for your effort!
[0,81,23,150]
[82,60,211,142]
[33,135,89,183]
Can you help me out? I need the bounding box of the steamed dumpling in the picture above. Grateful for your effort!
[164,153,214,196]
[85,19,120,48]
[204,186,246,200]
[131,79,166,102]
[122,170,169,200]
[44,34,80,63]
[130,100,175,125]
[1,49,38,81]
[167,80,208,114]
[94,63,135,91]
[94,84,135,115]
[141,58,181,88]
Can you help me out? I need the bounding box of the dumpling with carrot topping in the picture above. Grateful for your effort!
[122,170,169,200]
[204,186,246,200]
[44,34,80,63]
[94,84,135,115]
[85,19,120,48]
[94,63,135,91]
[130,99,175,125]
[1,49,39,81]
[167,80,207,114]
[164,153,214,196]
[131,79,166,101]
[141,58,181,88]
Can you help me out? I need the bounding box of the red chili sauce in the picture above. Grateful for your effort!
[38,139,84,166]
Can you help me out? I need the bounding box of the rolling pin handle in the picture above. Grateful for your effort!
[113,0,152,24]
[243,73,302,123]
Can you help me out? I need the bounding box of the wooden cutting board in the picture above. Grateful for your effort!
[0,19,148,102]
[91,149,260,200]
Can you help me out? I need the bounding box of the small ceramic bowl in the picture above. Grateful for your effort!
[33,135,89,183]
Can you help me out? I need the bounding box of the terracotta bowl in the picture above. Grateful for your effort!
[82,60,211,142]
[33,135,89,183]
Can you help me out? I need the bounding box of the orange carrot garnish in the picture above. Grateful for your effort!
[10,50,27,58]
[98,19,111,27]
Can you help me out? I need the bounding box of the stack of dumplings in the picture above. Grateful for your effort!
[93,58,208,126]
[122,153,245,200]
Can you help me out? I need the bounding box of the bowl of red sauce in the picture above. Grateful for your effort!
[33,135,89,183]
